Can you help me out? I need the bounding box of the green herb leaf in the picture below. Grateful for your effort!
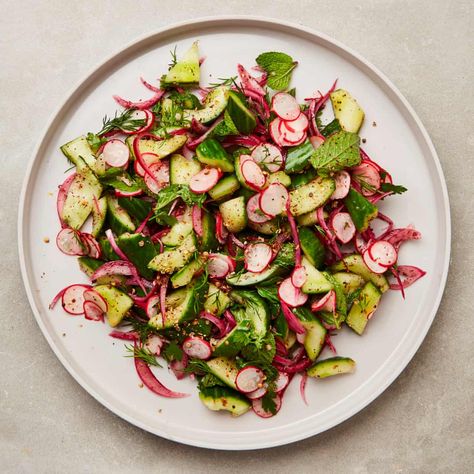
[256,52,298,91]
[125,344,162,367]
[321,118,342,137]
[379,182,408,195]
[154,184,206,215]
[260,386,278,415]
[161,341,184,363]
[272,243,295,269]
[198,373,226,389]
[241,333,276,366]
[125,317,156,343]
[310,131,361,172]
[98,109,146,135]
[209,76,237,88]
[86,132,107,153]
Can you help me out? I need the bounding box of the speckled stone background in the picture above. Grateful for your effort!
[1,1,473,472]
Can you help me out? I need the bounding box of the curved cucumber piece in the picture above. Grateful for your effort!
[200,210,218,251]
[117,196,152,222]
[94,284,133,327]
[91,196,107,237]
[289,176,335,216]
[344,188,378,232]
[208,174,240,201]
[60,136,96,170]
[161,221,193,247]
[298,227,325,269]
[162,41,200,86]
[268,171,291,188]
[199,386,250,417]
[226,91,256,135]
[171,256,205,288]
[226,264,283,286]
[285,140,314,174]
[219,196,247,233]
[170,153,201,185]
[230,290,269,337]
[301,257,333,294]
[346,282,382,335]
[204,283,231,316]
[331,272,366,295]
[106,195,136,234]
[294,307,327,361]
[131,135,187,160]
[307,357,356,378]
[212,321,251,358]
[206,357,239,389]
[196,138,234,172]
[248,218,281,235]
[330,89,365,133]
[183,86,229,124]
[148,233,197,274]
[117,233,157,280]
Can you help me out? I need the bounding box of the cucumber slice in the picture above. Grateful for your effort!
[294,307,327,361]
[219,196,247,233]
[226,264,283,286]
[162,41,200,86]
[60,136,96,170]
[268,171,291,188]
[196,138,234,172]
[230,291,269,337]
[296,210,318,227]
[289,176,335,216]
[344,188,378,232]
[161,221,193,247]
[330,254,389,292]
[183,86,229,124]
[307,357,356,378]
[330,89,365,133]
[199,386,250,417]
[298,227,325,269]
[248,218,280,235]
[331,272,366,295]
[170,256,205,288]
[91,196,107,237]
[206,357,240,389]
[208,174,240,201]
[117,233,157,280]
[78,257,125,285]
[62,168,102,230]
[346,282,382,335]
[106,195,136,234]
[212,321,252,358]
[204,283,231,316]
[226,91,257,134]
[148,233,197,274]
[170,153,201,185]
[301,257,333,294]
[200,210,218,251]
[285,140,314,174]
[131,135,187,160]
[290,169,318,189]
[94,284,133,327]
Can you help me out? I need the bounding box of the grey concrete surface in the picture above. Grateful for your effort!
[1,1,473,472]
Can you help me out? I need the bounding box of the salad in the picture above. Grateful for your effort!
[50,41,426,418]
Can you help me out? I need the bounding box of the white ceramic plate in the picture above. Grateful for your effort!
[18,17,450,450]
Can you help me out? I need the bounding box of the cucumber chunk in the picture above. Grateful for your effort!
[226,264,282,286]
[199,386,250,416]
[219,196,247,233]
[196,139,234,172]
[346,282,382,335]
[208,174,240,201]
[117,233,156,280]
[91,196,107,237]
[206,357,239,389]
[289,176,335,216]
[294,307,327,361]
[226,91,256,135]
[162,41,200,86]
[170,256,205,288]
[106,195,136,234]
[183,86,229,124]
[230,291,269,337]
[332,272,366,295]
[344,188,378,232]
[330,89,365,133]
[148,233,197,274]
[204,283,231,316]
[117,196,152,222]
[301,257,333,294]
[307,357,356,378]
[161,221,193,247]
[170,153,201,185]
[60,136,96,169]
[131,135,187,160]
[298,227,325,269]
[248,218,281,236]
[94,284,133,327]
[268,171,291,188]
[200,210,219,251]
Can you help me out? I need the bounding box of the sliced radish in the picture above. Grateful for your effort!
[389,265,426,290]
[331,212,356,244]
[362,249,387,274]
[331,171,351,200]
[368,240,398,267]
[271,92,301,120]
[114,188,142,198]
[182,336,212,360]
[189,167,221,194]
[241,159,266,191]
[192,205,203,237]
[83,301,104,321]
[236,366,265,393]
[244,243,273,273]
[252,394,282,418]
[291,265,307,288]
[61,284,91,315]
[145,335,164,356]
[274,372,290,393]
[282,112,309,133]
[311,290,336,313]
[352,162,381,196]
[83,289,107,313]
[296,331,306,344]
[146,295,161,319]
[103,139,130,168]
[56,228,88,256]
[122,109,154,135]
[144,160,169,194]
[215,211,228,244]
[207,254,231,278]
[251,143,284,173]
[134,152,158,177]
[81,233,101,258]
[309,135,325,149]
[278,119,307,145]
[246,194,271,223]
[259,183,288,217]
[247,385,268,400]
[278,278,308,307]
[354,233,368,254]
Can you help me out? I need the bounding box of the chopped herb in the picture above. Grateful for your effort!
[380,183,408,195]
[260,385,278,415]
[86,132,107,153]
[162,341,184,362]
[168,45,178,69]
[154,184,206,213]
[125,344,162,367]
[98,109,146,135]
[209,76,237,88]
[256,52,298,90]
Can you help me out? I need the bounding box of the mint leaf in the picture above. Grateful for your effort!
[380,182,407,195]
[161,341,183,362]
[310,131,361,172]
[154,184,206,212]
[260,387,278,415]
[256,52,297,91]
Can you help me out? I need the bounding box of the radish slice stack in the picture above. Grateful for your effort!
[246,194,272,223]
[240,158,267,191]
[311,290,336,313]
[251,143,284,172]
[279,278,308,307]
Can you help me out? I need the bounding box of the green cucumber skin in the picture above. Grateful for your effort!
[344,188,378,232]
[117,233,157,280]
[307,357,356,378]
[199,386,250,416]
[106,196,136,235]
[298,227,326,269]
[117,197,152,222]
[285,140,314,174]
[208,174,240,201]
[200,210,219,252]
[196,139,234,172]
[226,91,257,135]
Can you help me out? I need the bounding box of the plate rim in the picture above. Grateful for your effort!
[17,15,451,450]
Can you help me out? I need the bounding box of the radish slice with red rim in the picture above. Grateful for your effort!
[144,160,170,194]
[278,119,307,145]
[83,289,107,313]
[281,112,309,133]
[251,143,284,172]
[189,167,222,194]
[296,331,306,344]
[252,394,282,418]
[354,233,368,254]
[270,117,304,147]
[134,152,158,177]
[331,171,351,200]
[246,194,271,223]
[207,254,231,278]
[271,92,301,120]
[182,336,212,360]
[331,212,356,244]
[56,228,88,256]
[83,300,104,321]
[311,290,336,313]
[259,183,288,217]
[192,205,203,237]
[274,372,290,393]
[235,366,265,393]
[291,265,307,288]
[309,136,324,149]
[362,249,387,274]
[81,233,101,258]
[102,139,130,168]
[146,295,161,319]
[240,159,266,191]
[247,384,268,400]
[61,284,91,315]
[368,240,398,267]
[144,335,164,356]
[352,162,381,196]
[278,277,308,307]
[244,242,273,273]
[215,211,228,244]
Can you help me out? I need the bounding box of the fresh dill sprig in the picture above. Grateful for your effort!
[209,76,237,88]
[125,344,162,367]
[168,45,178,69]
[98,109,146,135]
[125,317,156,343]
